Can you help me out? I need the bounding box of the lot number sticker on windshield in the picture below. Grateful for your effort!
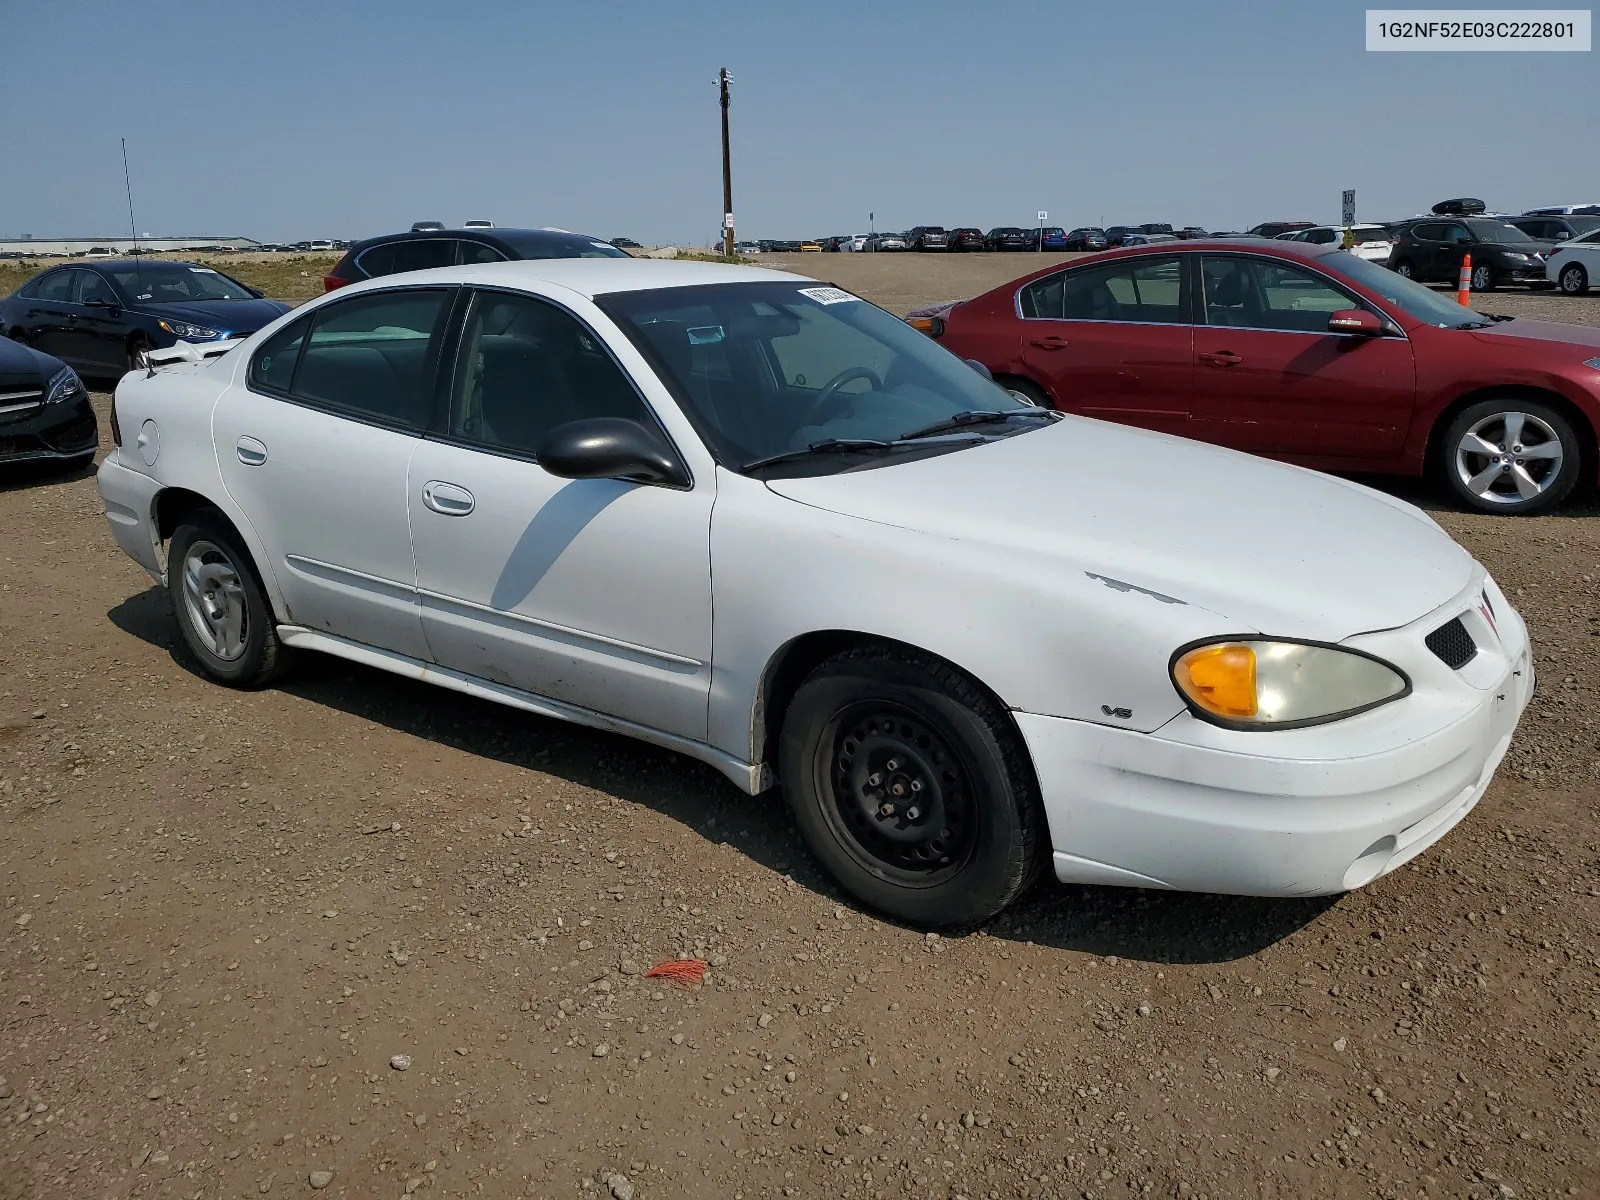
[189,267,219,274]
[798,286,858,305]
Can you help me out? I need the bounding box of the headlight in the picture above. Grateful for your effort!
[1501,252,1530,263]
[45,366,83,404]
[1171,639,1409,729]
[158,319,222,341]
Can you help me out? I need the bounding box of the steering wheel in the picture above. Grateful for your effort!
[803,365,884,426]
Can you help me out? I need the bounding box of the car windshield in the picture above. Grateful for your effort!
[598,281,1036,473]
[1464,220,1534,244]
[107,263,255,302]
[1322,253,1490,328]
[1564,216,1600,235]
[494,231,629,259]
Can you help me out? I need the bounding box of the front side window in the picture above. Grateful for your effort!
[599,281,1035,470]
[1444,224,1472,245]
[105,263,254,302]
[288,288,451,429]
[74,271,116,305]
[1201,257,1363,333]
[1021,256,1187,323]
[449,290,652,458]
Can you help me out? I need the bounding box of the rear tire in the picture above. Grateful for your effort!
[1558,262,1589,295]
[167,510,289,687]
[998,377,1053,410]
[779,645,1047,930]
[1441,398,1581,515]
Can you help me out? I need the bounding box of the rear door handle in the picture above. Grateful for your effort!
[422,480,475,516]
[1199,351,1242,367]
[1028,335,1070,350]
[236,436,267,466]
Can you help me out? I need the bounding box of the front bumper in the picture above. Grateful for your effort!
[0,392,98,463]
[1016,582,1533,896]
[97,452,165,581]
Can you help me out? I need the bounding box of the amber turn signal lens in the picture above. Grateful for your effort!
[905,315,944,338]
[1175,643,1257,718]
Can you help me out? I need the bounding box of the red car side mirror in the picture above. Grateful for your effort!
[1328,309,1383,337]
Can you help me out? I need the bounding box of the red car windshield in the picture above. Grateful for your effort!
[1322,253,1492,329]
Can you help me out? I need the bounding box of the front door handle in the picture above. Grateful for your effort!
[236,436,267,466]
[1028,335,1070,350]
[422,480,475,517]
[1199,351,1242,367]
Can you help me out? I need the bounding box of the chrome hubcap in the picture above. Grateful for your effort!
[181,540,248,661]
[1455,411,1564,506]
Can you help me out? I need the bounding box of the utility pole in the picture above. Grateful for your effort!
[718,68,735,257]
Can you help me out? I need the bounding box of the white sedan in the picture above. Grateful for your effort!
[1285,224,1395,263]
[1545,228,1600,294]
[97,260,1532,928]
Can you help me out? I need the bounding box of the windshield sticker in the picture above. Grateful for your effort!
[687,325,725,345]
[797,286,858,305]
[589,241,614,251]
[135,293,152,301]
[189,267,218,274]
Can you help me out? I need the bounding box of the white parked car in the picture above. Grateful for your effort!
[1544,228,1600,294]
[96,260,1533,928]
[840,235,870,252]
[1286,224,1394,263]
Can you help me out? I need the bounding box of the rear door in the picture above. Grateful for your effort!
[1406,223,1448,279]
[213,286,456,658]
[18,270,81,362]
[1189,254,1415,460]
[1016,254,1192,435]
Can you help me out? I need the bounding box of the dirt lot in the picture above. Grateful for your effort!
[2,254,1598,1200]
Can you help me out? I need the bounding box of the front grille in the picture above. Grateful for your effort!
[45,413,98,450]
[1425,616,1477,670]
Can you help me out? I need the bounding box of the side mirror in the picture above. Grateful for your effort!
[84,296,111,308]
[536,417,687,487]
[965,358,994,380]
[1328,309,1383,337]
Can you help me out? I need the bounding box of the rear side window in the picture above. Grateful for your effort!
[459,242,506,265]
[248,316,310,393]
[385,240,457,275]
[288,289,452,430]
[23,271,74,301]
[1409,223,1444,241]
[1022,257,1188,323]
[1303,229,1337,245]
[354,243,395,278]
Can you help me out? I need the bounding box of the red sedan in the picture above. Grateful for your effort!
[914,240,1600,515]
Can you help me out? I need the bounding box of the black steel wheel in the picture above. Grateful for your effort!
[779,645,1047,929]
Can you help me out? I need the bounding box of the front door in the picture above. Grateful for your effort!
[1016,254,1193,436]
[67,269,131,373]
[212,286,456,660]
[1189,255,1416,460]
[407,288,714,741]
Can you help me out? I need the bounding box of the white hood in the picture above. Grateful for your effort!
[766,417,1475,641]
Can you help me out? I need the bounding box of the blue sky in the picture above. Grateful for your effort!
[3,0,1596,244]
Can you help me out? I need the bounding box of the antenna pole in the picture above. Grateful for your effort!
[121,138,140,256]
[718,68,734,257]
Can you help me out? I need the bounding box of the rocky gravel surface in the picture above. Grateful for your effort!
[1,261,1597,1199]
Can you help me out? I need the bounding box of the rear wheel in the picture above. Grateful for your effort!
[779,646,1047,929]
[1392,259,1415,280]
[1442,399,1581,515]
[1470,262,1496,292]
[168,510,289,687]
[999,377,1053,410]
[1558,262,1589,295]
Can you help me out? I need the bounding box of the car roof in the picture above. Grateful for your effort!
[38,259,216,272]
[328,258,813,300]
[348,227,604,251]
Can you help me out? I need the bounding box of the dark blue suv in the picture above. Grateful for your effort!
[2,261,290,379]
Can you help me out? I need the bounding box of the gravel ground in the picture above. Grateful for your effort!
[2,255,1597,1200]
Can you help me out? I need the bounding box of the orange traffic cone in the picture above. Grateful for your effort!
[1457,254,1473,305]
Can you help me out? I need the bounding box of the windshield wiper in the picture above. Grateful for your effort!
[897,408,1059,441]
[740,438,899,471]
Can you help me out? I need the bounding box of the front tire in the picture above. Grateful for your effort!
[1392,259,1415,280]
[126,335,150,375]
[998,377,1054,410]
[1442,399,1581,515]
[779,646,1047,929]
[1470,262,1496,292]
[168,510,289,687]
[1558,263,1589,295]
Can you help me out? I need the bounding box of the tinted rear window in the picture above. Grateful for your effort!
[494,231,628,259]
